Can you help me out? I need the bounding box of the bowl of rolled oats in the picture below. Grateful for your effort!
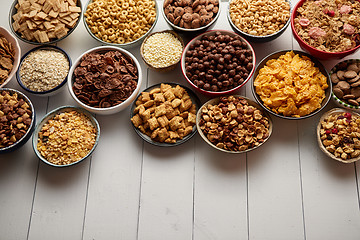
[0,27,21,89]
[68,46,142,115]
[291,0,360,59]
[83,0,158,48]
[33,106,100,167]
[227,0,291,42]
[130,83,200,146]
[9,0,82,45]
[330,59,360,112]
[0,88,36,154]
[196,95,272,153]
[16,45,71,96]
[162,0,221,32]
[317,108,360,163]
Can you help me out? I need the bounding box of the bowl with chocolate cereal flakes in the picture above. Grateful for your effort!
[0,27,21,88]
[317,108,360,163]
[16,45,71,96]
[130,83,200,147]
[9,0,82,45]
[33,106,100,167]
[162,0,220,32]
[83,0,158,48]
[196,95,272,153]
[0,88,36,154]
[228,0,291,42]
[68,46,142,115]
[140,30,184,72]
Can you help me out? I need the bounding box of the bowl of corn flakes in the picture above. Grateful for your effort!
[252,50,332,120]
[317,108,360,163]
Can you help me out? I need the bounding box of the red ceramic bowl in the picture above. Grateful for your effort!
[291,0,360,59]
[181,30,256,97]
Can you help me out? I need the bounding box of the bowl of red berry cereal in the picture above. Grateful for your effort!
[68,46,142,115]
[196,95,272,153]
[33,106,100,167]
[291,0,360,59]
[181,30,255,97]
[317,108,360,163]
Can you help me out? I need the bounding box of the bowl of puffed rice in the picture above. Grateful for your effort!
[317,108,360,163]
[227,0,291,42]
[83,0,158,48]
[291,0,360,59]
[32,106,100,167]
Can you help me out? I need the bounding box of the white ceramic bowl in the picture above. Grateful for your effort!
[68,46,142,115]
[0,27,21,88]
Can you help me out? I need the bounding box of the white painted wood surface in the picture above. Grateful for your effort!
[0,1,359,239]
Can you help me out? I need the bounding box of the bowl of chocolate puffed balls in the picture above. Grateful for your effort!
[181,30,256,97]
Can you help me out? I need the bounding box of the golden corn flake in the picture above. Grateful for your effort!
[254,51,328,117]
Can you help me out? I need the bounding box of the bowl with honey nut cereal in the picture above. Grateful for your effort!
[196,95,272,153]
[0,27,21,88]
[16,45,71,96]
[252,50,331,120]
[32,106,100,167]
[140,30,184,72]
[83,0,158,48]
[228,0,291,43]
[162,0,220,32]
[0,88,36,154]
[181,30,256,97]
[330,59,360,112]
[130,83,201,147]
[291,0,360,59]
[317,108,360,163]
[9,0,82,45]
[68,46,142,115]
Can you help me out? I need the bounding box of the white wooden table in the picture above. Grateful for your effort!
[1,0,360,239]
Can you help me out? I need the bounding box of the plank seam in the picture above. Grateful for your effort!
[297,122,307,240]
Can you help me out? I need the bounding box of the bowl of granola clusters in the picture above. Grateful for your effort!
[33,106,100,167]
[228,0,291,42]
[317,108,360,163]
[291,0,360,59]
[196,95,272,153]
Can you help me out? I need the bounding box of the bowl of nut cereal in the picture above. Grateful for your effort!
[130,83,200,146]
[181,30,256,97]
[330,59,360,112]
[228,0,291,42]
[68,46,142,115]
[162,0,220,32]
[196,95,272,153]
[16,45,71,96]
[83,0,158,48]
[291,0,360,59]
[32,106,100,167]
[9,0,82,45]
[0,88,36,154]
[252,50,332,120]
[317,108,360,163]
[0,27,21,89]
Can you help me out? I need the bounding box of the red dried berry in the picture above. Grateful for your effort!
[325,130,331,134]
[332,128,338,134]
[328,10,335,17]
[344,112,352,119]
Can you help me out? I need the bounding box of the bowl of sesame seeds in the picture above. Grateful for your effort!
[140,30,184,72]
[16,45,71,96]
[32,106,100,167]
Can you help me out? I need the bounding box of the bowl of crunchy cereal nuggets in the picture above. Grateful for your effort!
[252,50,332,120]
[291,0,360,59]
[32,106,100,167]
[83,0,158,48]
[317,108,360,163]
[9,0,82,45]
[130,83,200,147]
[227,0,291,42]
[196,95,272,153]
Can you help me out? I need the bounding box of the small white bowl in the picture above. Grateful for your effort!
[68,46,142,115]
[0,27,21,88]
